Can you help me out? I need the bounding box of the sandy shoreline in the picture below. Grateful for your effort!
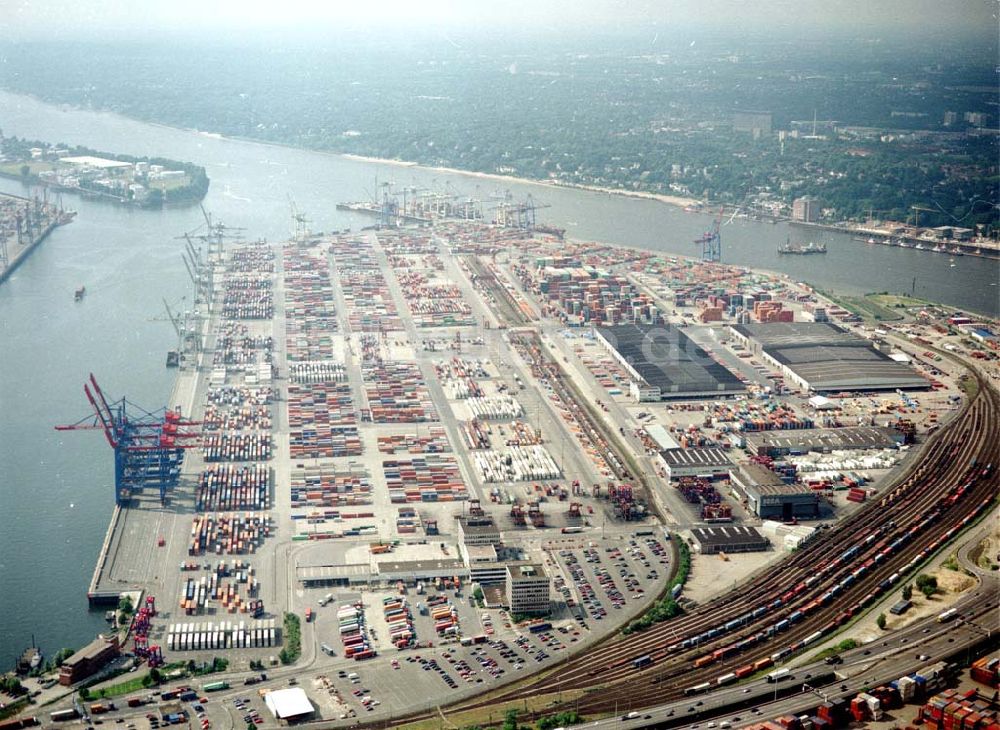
[340,153,701,209]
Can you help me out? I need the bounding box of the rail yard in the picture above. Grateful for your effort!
[13,211,999,730]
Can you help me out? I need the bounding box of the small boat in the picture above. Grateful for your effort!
[74,286,86,301]
[166,350,180,368]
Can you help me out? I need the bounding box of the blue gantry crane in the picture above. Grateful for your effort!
[56,374,201,506]
[694,206,724,262]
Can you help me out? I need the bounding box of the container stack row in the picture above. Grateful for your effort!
[287,381,361,458]
[383,455,468,503]
[290,463,373,511]
[188,513,271,555]
[166,619,277,651]
[363,362,439,423]
[283,246,340,362]
[473,445,561,483]
[377,427,451,454]
[329,235,404,333]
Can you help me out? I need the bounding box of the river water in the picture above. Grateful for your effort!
[0,90,996,661]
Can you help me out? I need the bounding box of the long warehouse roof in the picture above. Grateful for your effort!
[597,323,745,396]
[732,322,927,391]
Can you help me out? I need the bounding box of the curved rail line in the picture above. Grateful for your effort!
[388,369,999,727]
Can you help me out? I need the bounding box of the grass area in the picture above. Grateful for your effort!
[842,294,903,321]
[88,674,152,699]
[809,286,904,322]
[811,638,859,662]
[280,612,302,665]
[958,374,980,400]
[0,697,30,722]
[868,293,937,310]
[396,689,589,730]
[0,160,57,177]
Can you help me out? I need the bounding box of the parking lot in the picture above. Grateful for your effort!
[549,533,671,626]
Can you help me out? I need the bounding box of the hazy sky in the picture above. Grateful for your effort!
[1,0,997,39]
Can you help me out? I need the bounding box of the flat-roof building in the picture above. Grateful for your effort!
[730,464,819,520]
[506,563,551,616]
[463,545,508,585]
[691,525,770,554]
[596,323,745,401]
[658,447,733,480]
[745,426,905,458]
[296,558,469,587]
[729,322,927,392]
[264,688,315,722]
[458,515,501,547]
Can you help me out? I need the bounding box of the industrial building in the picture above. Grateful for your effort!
[458,515,501,547]
[658,447,733,480]
[595,323,745,401]
[791,196,820,222]
[296,558,470,588]
[463,545,509,585]
[264,687,315,722]
[691,525,770,554]
[506,563,551,616]
[745,426,905,458]
[730,464,820,520]
[59,634,120,686]
[729,322,928,392]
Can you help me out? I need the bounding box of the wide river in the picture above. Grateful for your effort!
[0,90,996,660]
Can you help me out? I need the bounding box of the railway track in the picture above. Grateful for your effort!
[388,368,999,727]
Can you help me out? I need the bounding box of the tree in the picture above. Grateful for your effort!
[148,668,162,685]
[916,574,938,597]
[118,595,134,615]
[902,584,913,601]
[19,164,30,178]
[877,613,887,630]
[503,709,520,730]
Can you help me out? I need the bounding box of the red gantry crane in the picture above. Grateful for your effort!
[56,374,201,506]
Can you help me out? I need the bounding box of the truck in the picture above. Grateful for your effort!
[766,668,791,683]
[49,710,79,722]
[937,608,958,623]
[202,681,230,692]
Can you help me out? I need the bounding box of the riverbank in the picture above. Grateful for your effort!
[340,153,701,209]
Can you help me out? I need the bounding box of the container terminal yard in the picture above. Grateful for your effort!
[0,190,74,284]
[7,205,999,730]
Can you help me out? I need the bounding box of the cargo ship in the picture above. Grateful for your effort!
[533,224,566,239]
[778,240,826,255]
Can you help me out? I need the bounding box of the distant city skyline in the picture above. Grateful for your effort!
[1,0,997,40]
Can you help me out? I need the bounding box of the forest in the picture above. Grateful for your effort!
[0,30,994,228]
